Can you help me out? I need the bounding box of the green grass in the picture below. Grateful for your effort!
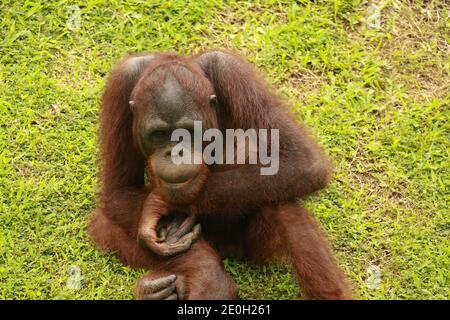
[0,0,448,299]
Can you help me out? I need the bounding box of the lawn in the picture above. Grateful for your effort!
[0,0,448,299]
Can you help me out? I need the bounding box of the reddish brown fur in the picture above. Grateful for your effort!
[89,50,352,299]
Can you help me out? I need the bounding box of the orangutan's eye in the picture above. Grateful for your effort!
[150,130,170,145]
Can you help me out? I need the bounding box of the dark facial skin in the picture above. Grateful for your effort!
[134,74,210,205]
[132,70,212,260]
[139,75,204,155]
